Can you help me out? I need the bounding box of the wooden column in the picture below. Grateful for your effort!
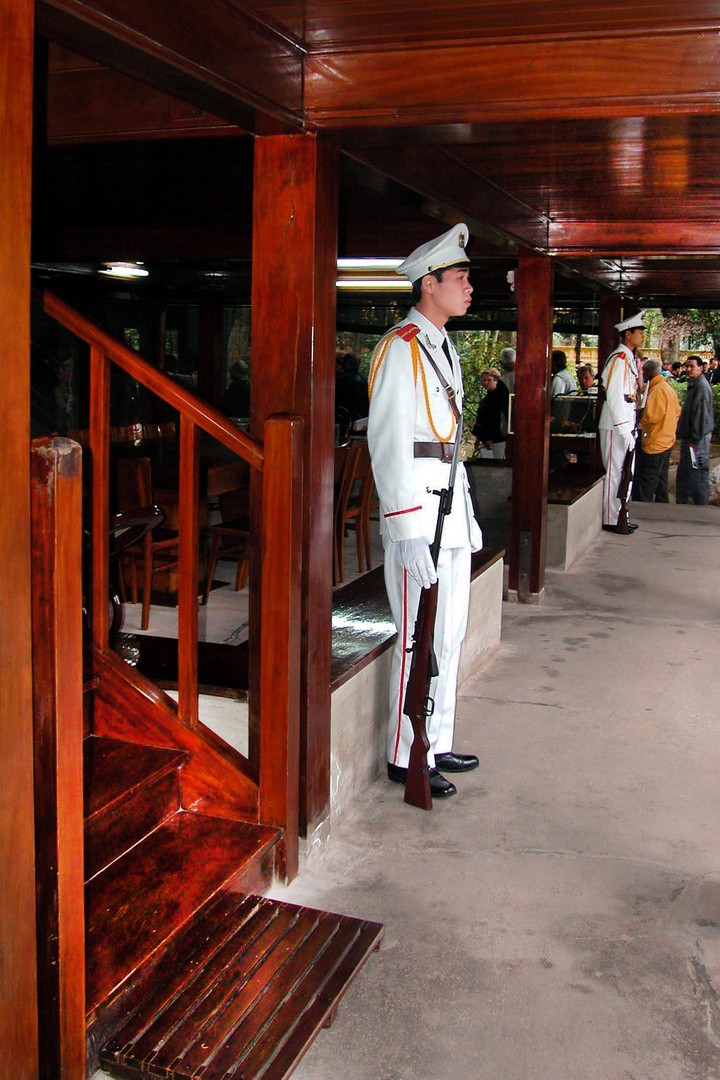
[250,133,338,832]
[0,0,39,1076]
[31,439,85,1080]
[508,251,554,602]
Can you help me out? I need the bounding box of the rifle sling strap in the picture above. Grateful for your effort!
[416,338,462,423]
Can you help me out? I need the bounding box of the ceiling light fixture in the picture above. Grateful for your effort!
[99,262,149,279]
[336,278,411,291]
[337,258,404,271]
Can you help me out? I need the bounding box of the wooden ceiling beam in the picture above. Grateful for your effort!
[549,220,720,255]
[305,31,720,127]
[47,64,245,143]
[36,0,305,132]
[343,145,547,253]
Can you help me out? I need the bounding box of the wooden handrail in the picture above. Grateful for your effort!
[43,289,264,473]
[40,290,304,881]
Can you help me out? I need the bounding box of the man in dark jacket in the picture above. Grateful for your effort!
[676,355,714,505]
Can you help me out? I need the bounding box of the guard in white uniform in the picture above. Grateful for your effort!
[367,224,483,799]
[598,312,644,532]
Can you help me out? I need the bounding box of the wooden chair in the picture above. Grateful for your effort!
[116,457,180,630]
[202,489,250,605]
[333,441,376,584]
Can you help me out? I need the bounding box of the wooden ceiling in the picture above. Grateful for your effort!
[36,0,720,306]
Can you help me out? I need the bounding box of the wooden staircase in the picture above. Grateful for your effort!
[83,730,383,1079]
[30,309,383,1080]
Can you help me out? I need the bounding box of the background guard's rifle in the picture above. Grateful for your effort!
[615,441,635,534]
[402,418,464,810]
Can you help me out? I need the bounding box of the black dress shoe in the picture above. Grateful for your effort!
[387,763,457,797]
[435,751,480,773]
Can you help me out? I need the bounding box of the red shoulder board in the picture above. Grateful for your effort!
[395,324,421,342]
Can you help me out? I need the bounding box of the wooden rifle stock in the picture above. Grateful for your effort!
[402,582,438,810]
[615,442,635,534]
[402,419,463,809]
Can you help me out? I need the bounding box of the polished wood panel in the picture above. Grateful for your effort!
[31,438,85,1080]
[89,345,111,649]
[259,415,303,883]
[508,251,554,599]
[92,647,260,818]
[36,0,304,130]
[306,33,720,126]
[85,811,279,1015]
[100,893,383,1080]
[250,133,338,833]
[83,735,186,880]
[177,415,199,727]
[1,0,39,1074]
[47,53,243,143]
[257,1,720,51]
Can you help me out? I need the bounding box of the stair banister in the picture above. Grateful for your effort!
[41,287,304,881]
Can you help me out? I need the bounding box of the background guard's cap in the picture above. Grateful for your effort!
[396,223,470,283]
[615,311,646,332]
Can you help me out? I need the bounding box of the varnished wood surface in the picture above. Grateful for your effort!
[83,734,186,822]
[92,647,260,817]
[85,810,280,1016]
[36,0,304,131]
[1,0,38,1073]
[250,134,337,835]
[258,416,303,882]
[508,252,553,598]
[84,735,187,881]
[256,1,720,51]
[31,438,86,1080]
[100,892,383,1080]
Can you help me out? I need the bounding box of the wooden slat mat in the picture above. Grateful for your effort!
[100,893,383,1080]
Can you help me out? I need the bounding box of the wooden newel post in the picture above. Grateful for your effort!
[508,250,554,602]
[31,437,86,1080]
[259,414,304,884]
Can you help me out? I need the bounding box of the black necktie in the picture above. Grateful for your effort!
[442,338,456,380]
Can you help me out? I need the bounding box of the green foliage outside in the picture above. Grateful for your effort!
[336,328,516,428]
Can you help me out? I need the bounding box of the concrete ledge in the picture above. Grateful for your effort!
[546,476,604,570]
[329,550,504,817]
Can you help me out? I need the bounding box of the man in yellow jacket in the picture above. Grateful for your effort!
[634,358,681,502]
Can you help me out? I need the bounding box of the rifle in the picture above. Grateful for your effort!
[402,418,464,810]
[615,441,635,534]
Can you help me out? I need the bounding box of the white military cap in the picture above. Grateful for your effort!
[396,223,470,283]
[615,311,646,332]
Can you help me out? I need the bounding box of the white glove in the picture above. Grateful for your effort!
[397,538,437,589]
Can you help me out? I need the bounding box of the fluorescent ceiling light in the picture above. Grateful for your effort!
[337,258,404,271]
[99,262,149,279]
[336,278,411,291]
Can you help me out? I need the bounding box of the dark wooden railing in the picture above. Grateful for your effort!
[42,289,303,879]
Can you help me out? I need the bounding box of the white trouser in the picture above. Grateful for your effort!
[599,428,633,525]
[383,541,471,769]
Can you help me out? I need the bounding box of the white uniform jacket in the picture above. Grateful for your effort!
[367,309,483,550]
[598,345,639,440]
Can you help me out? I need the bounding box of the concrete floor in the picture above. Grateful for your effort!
[268,501,720,1080]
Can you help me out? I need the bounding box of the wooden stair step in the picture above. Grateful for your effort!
[84,735,188,880]
[100,893,384,1080]
[86,810,280,1019]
